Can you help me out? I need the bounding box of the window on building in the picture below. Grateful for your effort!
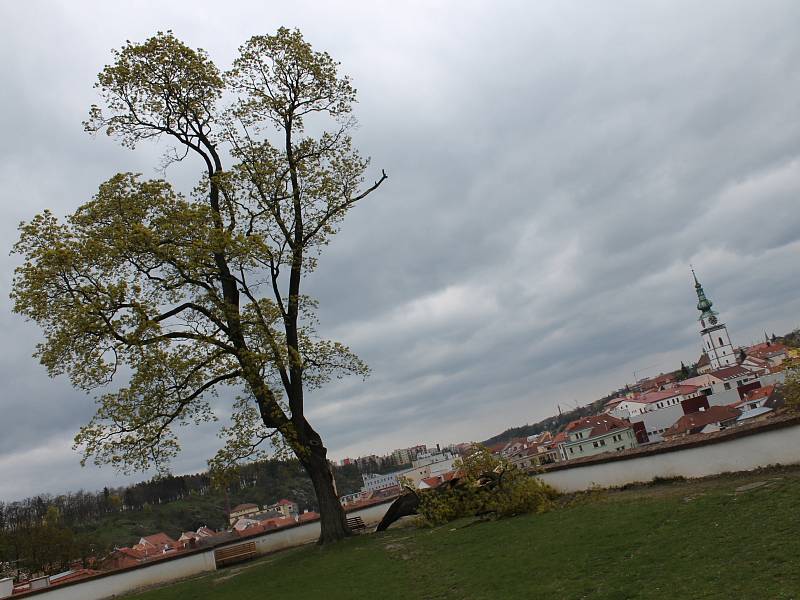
[724,382,731,390]
[719,337,724,345]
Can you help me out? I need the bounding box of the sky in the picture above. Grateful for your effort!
[1,0,799,501]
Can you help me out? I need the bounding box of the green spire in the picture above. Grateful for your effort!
[691,268,716,320]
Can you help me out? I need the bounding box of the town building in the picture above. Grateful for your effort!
[662,405,741,440]
[134,533,177,556]
[266,499,299,520]
[362,471,402,492]
[692,270,737,370]
[228,503,260,525]
[559,415,637,460]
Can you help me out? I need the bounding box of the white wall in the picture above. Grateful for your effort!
[0,578,13,599]
[630,404,684,442]
[29,551,217,600]
[539,421,800,492]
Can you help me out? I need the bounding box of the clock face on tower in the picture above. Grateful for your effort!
[709,316,718,325]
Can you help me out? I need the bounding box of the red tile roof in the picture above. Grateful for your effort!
[638,385,699,404]
[564,414,631,438]
[738,385,775,404]
[140,533,177,548]
[421,476,443,488]
[746,342,787,356]
[708,365,752,381]
[664,406,741,437]
[116,547,145,560]
[298,511,320,523]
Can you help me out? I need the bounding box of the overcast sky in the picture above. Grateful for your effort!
[1,0,799,501]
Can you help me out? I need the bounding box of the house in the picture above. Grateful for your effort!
[234,510,295,534]
[560,415,637,460]
[134,533,178,556]
[228,503,261,524]
[500,437,530,458]
[177,527,217,549]
[233,509,284,531]
[696,352,712,374]
[177,531,201,548]
[362,471,403,492]
[196,526,217,538]
[605,394,650,419]
[626,385,708,442]
[509,442,559,469]
[706,365,759,395]
[99,547,146,570]
[298,510,320,523]
[662,405,741,440]
[266,499,299,520]
[745,341,789,366]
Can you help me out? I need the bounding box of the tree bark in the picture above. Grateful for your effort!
[298,438,350,544]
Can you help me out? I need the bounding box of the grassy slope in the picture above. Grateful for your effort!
[128,467,800,600]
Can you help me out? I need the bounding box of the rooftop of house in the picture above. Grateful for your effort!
[742,384,775,402]
[564,414,631,439]
[746,341,788,357]
[737,406,773,421]
[230,503,260,513]
[708,365,753,381]
[664,405,741,436]
[637,385,700,404]
[139,532,177,548]
[114,547,145,560]
[275,498,296,506]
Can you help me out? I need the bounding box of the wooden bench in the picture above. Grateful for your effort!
[214,541,257,567]
[346,516,367,532]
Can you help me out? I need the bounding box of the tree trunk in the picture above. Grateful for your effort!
[299,442,350,544]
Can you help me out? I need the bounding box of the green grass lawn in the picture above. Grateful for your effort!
[127,466,800,600]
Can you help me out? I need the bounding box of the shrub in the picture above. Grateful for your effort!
[417,446,557,525]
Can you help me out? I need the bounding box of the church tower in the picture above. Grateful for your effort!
[692,269,735,369]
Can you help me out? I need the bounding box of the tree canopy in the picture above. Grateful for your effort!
[12,28,387,543]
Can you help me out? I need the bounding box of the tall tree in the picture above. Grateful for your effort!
[12,29,387,544]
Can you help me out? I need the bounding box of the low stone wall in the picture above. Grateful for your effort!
[16,498,397,600]
[538,415,800,492]
[18,551,217,600]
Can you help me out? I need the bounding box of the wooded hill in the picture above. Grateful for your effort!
[481,393,619,447]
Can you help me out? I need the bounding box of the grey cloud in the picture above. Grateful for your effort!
[1,0,799,499]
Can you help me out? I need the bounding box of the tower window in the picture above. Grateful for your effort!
[718,337,724,345]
